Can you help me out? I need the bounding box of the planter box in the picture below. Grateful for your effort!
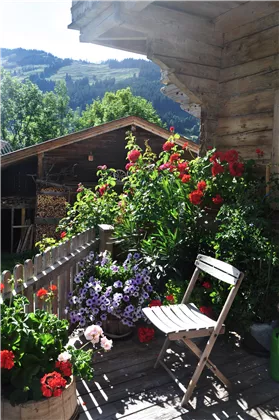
[1,376,78,420]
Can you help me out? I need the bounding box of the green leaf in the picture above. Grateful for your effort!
[9,389,29,406]
[40,333,55,346]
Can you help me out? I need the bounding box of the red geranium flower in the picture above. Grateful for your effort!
[256,148,264,157]
[197,180,207,191]
[182,142,189,149]
[149,299,162,307]
[166,295,174,303]
[224,149,239,163]
[40,371,67,398]
[212,194,224,205]
[158,162,171,171]
[37,288,48,299]
[199,306,214,319]
[211,162,224,177]
[97,165,107,170]
[170,153,180,163]
[125,162,134,171]
[55,361,72,377]
[76,187,83,193]
[163,142,175,152]
[189,190,203,205]
[128,150,141,163]
[0,283,4,293]
[229,161,244,177]
[60,231,66,239]
[181,174,191,183]
[1,350,15,370]
[99,184,109,196]
[170,126,175,132]
[177,162,188,173]
[202,281,211,289]
[49,285,57,292]
[138,327,155,343]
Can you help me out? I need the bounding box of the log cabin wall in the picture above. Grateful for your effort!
[216,12,279,164]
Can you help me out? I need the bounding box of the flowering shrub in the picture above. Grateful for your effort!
[1,296,112,406]
[68,251,154,328]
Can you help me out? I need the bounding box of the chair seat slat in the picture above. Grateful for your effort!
[183,304,217,327]
[160,305,195,330]
[142,307,173,333]
[171,305,210,329]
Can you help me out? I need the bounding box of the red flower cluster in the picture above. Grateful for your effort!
[169,153,180,163]
[60,231,67,239]
[210,151,226,163]
[199,306,214,319]
[40,371,67,398]
[138,327,155,343]
[224,150,239,162]
[128,150,141,163]
[163,141,175,152]
[256,148,264,158]
[229,161,244,177]
[55,361,72,377]
[170,126,175,132]
[125,162,135,171]
[166,295,174,303]
[189,190,203,205]
[181,174,191,183]
[49,285,57,292]
[197,180,207,191]
[212,194,223,205]
[177,162,188,173]
[1,350,15,370]
[37,288,48,299]
[202,281,211,289]
[211,162,224,177]
[149,299,162,307]
[0,283,4,293]
[76,182,83,193]
[182,142,189,150]
[99,184,109,196]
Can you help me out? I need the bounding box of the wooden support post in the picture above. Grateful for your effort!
[37,153,44,178]
[21,208,26,240]
[10,208,14,254]
[98,224,114,254]
[272,90,279,173]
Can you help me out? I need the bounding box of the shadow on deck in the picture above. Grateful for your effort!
[76,333,279,420]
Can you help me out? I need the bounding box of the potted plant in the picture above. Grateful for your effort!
[67,250,155,338]
[1,295,113,420]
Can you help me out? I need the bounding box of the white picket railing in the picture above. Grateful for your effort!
[1,227,98,318]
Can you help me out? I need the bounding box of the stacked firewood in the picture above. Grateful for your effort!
[35,187,68,242]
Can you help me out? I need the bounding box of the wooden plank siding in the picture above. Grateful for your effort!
[216,17,279,162]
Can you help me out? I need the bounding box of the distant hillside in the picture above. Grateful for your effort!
[1,48,200,139]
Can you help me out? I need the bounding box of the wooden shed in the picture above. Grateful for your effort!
[69,1,279,168]
[1,116,198,253]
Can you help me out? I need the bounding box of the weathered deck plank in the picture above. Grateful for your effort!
[77,335,279,420]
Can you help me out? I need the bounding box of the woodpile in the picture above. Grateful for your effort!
[35,187,68,242]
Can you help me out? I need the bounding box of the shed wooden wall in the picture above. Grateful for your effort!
[43,126,191,186]
[216,13,279,163]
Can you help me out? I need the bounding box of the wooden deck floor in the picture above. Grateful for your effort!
[76,333,279,420]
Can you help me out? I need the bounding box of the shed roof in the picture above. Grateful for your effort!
[1,116,199,169]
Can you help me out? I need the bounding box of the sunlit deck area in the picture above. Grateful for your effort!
[76,334,279,420]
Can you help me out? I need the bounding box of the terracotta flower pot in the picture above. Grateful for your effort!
[1,376,78,420]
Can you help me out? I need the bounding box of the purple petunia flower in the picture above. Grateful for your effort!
[132,265,139,272]
[123,295,130,302]
[100,313,107,321]
[133,253,140,260]
[145,284,153,292]
[127,320,134,327]
[113,280,123,288]
[68,292,73,298]
[100,304,107,311]
[112,301,119,308]
[142,291,149,299]
[133,292,139,297]
[111,265,119,272]
[96,321,102,326]
[92,308,99,315]
[86,299,93,306]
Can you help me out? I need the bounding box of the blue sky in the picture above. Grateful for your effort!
[1,0,145,62]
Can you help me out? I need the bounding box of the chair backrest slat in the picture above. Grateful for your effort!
[195,254,240,285]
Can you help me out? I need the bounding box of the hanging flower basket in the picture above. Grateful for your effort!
[1,376,78,420]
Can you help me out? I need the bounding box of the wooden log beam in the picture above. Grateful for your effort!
[215,1,279,33]
[272,90,279,170]
[121,4,223,47]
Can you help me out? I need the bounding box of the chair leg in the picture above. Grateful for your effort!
[154,337,170,368]
[181,355,207,406]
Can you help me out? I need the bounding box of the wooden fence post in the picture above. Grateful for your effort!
[98,224,114,254]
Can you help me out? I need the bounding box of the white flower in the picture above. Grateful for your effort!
[84,324,103,341]
[100,336,113,351]
[91,335,100,345]
[58,351,71,362]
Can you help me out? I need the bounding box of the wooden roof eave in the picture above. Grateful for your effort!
[1,116,199,169]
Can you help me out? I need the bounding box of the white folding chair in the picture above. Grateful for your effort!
[143,254,244,406]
